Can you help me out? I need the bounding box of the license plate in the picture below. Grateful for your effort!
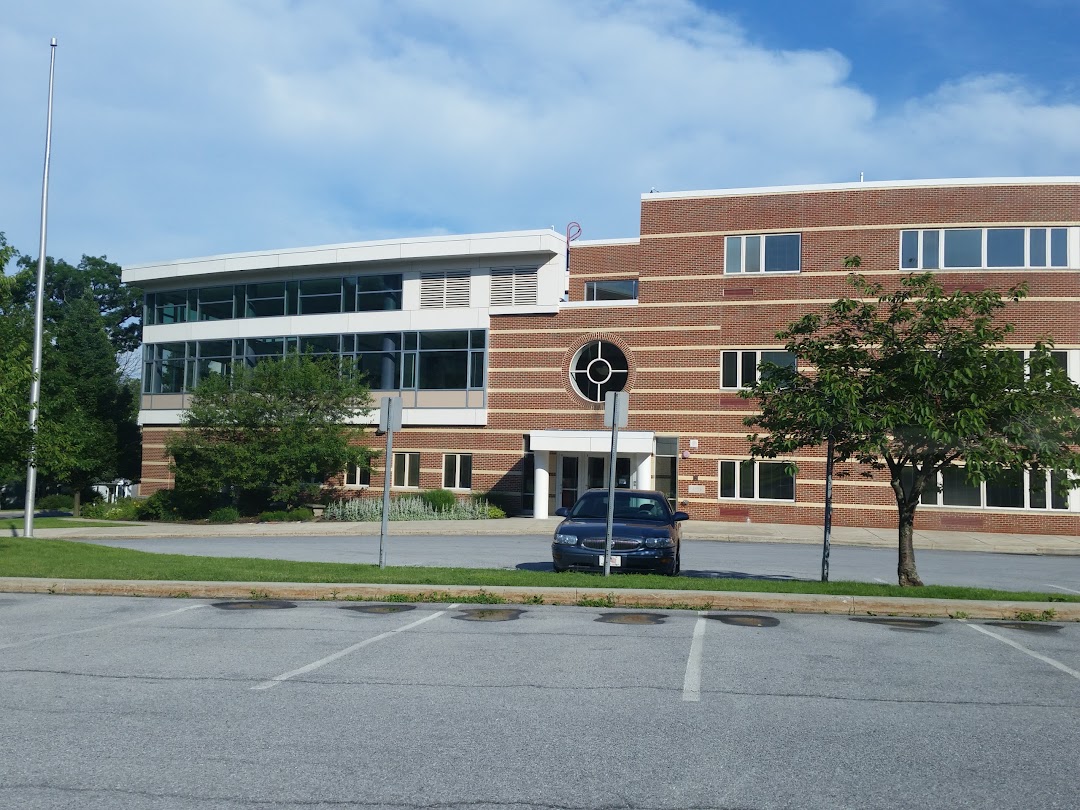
[598,555,622,567]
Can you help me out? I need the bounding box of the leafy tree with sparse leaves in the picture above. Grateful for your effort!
[743,269,1080,587]
[167,353,375,513]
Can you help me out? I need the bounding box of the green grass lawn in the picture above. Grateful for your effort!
[3,517,133,530]
[0,536,1075,603]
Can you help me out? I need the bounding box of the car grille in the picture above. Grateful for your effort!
[581,538,642,551]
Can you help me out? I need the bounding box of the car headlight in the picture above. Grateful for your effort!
[554,533,580,546]
[644,537,674,548]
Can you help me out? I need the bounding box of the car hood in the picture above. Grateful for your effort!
[554,518,675,540]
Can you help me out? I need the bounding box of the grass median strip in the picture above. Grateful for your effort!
[0,536,1077,603]
[3,518,132,530]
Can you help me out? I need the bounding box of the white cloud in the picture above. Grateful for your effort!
[1,0,1079,269]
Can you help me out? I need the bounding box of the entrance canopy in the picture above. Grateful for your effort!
[529,430,655,454]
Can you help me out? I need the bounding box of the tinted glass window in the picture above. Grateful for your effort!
[1030,228,1047,267]
[986,229,1024,267]
[923,230,939,269]
[764,234,800,272]
[941,466,980,506]
[725,236,742,274]
[901,231,919,269]
[1050,228,1067,266]
[758,461,794,500]
[943,230,982,268]
[985,468,1023,508]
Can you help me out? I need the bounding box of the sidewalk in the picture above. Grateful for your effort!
[7,513,1080,555]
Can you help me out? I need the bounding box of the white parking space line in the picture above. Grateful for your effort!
[0,603,208,651]
[1045,584,1080,595]
[681,614,707,702]
[962,621,1080,682]
[251,605,459,691]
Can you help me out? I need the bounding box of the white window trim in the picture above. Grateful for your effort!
[900,226,1076,271]
[720,349,796,391]
[392,451,421,489]
[718,459,796,502]
[916,466,1077,512]
[343,462,370,489]
[724,233,802,275]
[442,453,473,490]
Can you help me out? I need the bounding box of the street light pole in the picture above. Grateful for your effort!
[23,38,58,540]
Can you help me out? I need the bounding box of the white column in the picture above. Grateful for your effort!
[636,453,653,491]
[533,450,550,519]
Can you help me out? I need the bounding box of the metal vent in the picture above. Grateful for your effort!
[420,271,472,309]
[490,268,538,306]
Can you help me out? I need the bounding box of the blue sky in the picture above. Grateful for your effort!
[2,0,1080,271]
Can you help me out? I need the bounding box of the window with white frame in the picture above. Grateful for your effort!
[911,465,1074,511]
[392,452,420,488]
[718,460,795,501]
[721,350,796,389]
[725,234,801,274]
[442,454,473,490]
[344,462,370,488]
[583,279,638,301]
[900,227,1069,270]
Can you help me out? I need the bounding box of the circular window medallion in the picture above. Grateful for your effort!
[571,340,629,402]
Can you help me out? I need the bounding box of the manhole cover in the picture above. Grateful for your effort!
[595,612,667,625]
[850,617,940,629]
[987,622,1062,633]
[707,614,780,628]
[341,604,417,614]
[212,600,297,610]
[453,608,524,622]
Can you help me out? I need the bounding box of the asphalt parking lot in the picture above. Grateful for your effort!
[1,593,1078,810]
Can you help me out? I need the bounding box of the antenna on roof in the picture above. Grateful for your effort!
[859,172,865,182]
[563,222,582,302]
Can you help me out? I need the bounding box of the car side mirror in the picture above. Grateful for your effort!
[554,507,569,517]
[672,511,689,522]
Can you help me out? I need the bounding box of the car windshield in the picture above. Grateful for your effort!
[568,492,670,522]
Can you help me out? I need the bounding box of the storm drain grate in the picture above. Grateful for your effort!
[453,608,525,622]
[987,621,1062,633]
[212,600,297,610]
[595,612,667,625]
[341,604,417,615]
[707,614,779,628]
[850,617,940,630]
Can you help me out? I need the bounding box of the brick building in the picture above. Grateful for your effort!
[123,177,1080,534]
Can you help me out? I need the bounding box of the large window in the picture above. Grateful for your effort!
[443,454,473,490]
[901,227,1069,270]
[719,460,795,501]
[721,350,795,390]
[143,330,487,394]
[725,234,801,274]
[143,272,404,325]
[583,279,638,301]
[392,452,420,488]
[917,466,1073,511]
[570,340,629,402]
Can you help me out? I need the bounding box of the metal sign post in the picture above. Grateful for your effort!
[378,396,402,569]
[602,391,629,576]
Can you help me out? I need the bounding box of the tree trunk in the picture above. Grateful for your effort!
[73,490,81,518]
[897,507,923,586]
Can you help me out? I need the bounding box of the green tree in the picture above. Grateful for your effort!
[11,253,141,352]
[0,233,34,480]
[1,239,140,505]
[167,353,375,513]
[743,271,1080,587]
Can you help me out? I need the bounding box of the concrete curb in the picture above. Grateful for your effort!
[2,577,1076,621]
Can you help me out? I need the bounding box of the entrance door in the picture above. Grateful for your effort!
[560,457,579,508]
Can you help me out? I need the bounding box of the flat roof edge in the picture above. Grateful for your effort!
[122,229,565,273]
[641,177,1080,202]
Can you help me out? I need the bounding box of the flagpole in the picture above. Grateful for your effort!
[23,38,58,539]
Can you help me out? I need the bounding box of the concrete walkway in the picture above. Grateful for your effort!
[6,513,1080,555]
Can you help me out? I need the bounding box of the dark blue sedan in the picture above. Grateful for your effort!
[551,489,689,575]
